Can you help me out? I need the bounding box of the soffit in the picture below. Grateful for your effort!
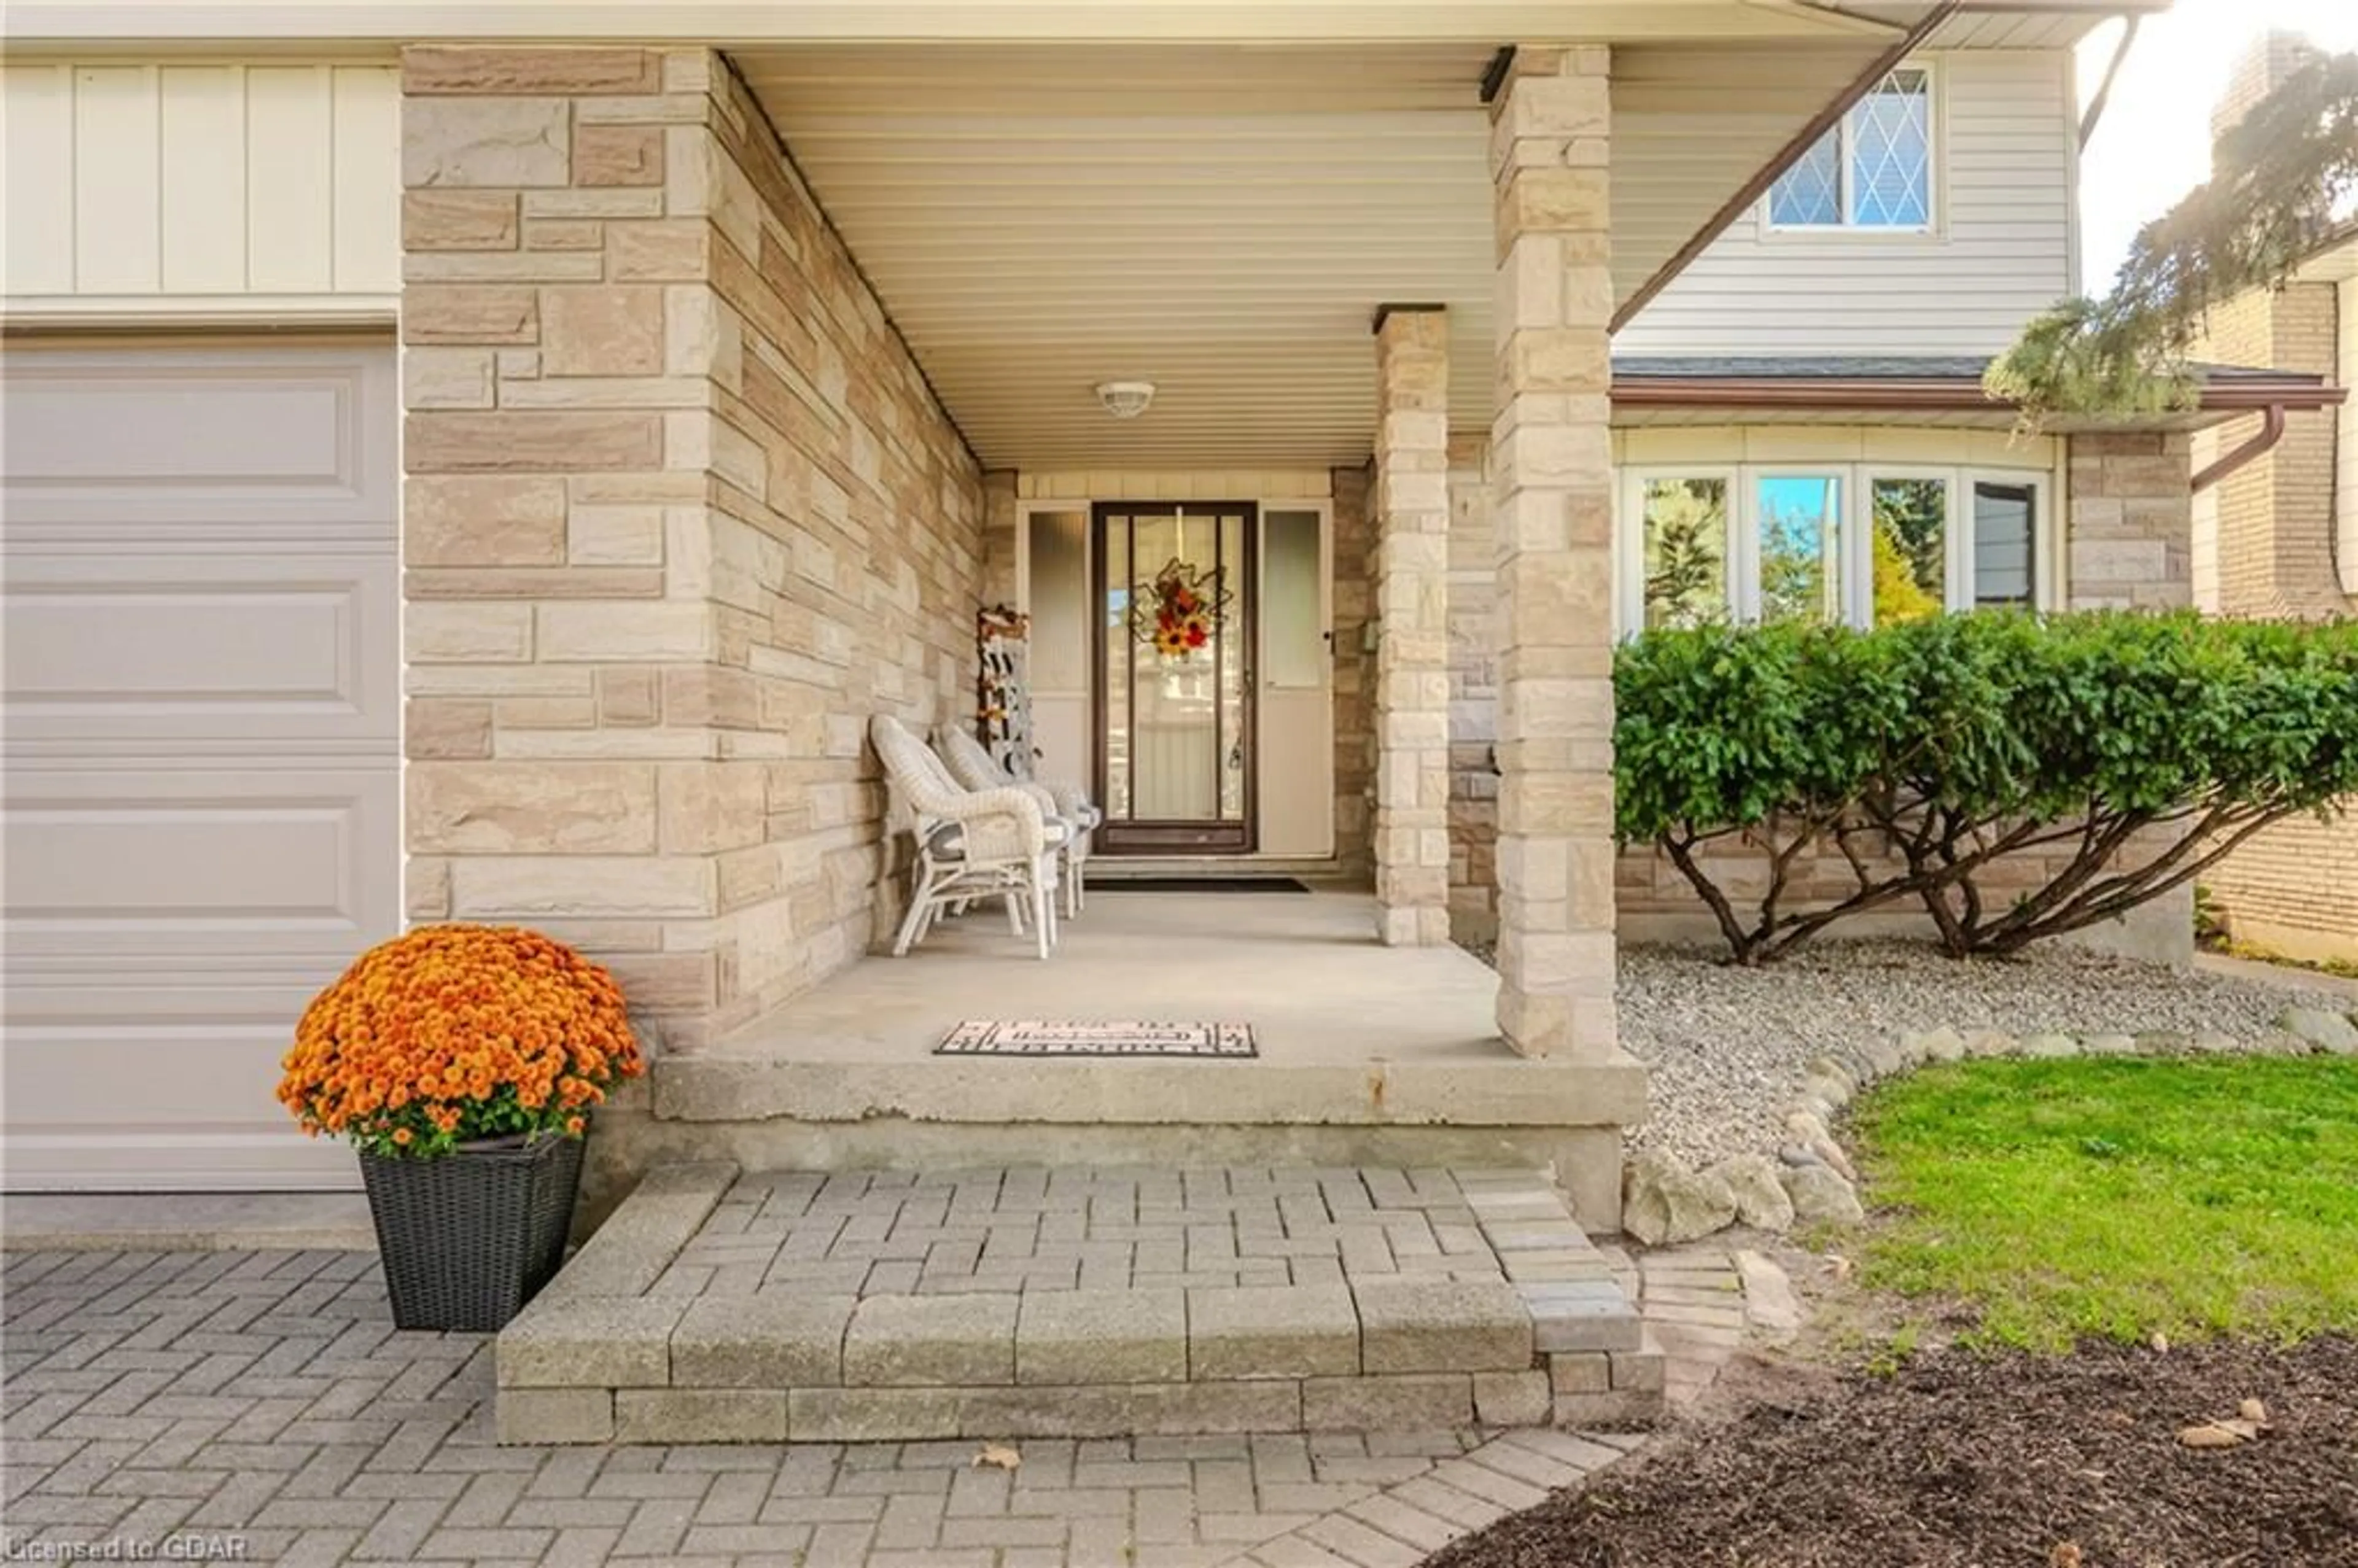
[734,34,1916,468]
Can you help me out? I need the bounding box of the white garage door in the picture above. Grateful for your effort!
[2,343,400,1190]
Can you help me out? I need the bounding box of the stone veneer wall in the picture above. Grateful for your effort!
[1446,437,1498,941]
[1331,464,1377,880]
[2064,431,2195,611]
[401,45,983,1052]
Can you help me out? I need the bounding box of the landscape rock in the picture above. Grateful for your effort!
[1706,1154,1795,1232]
[2021,1031,2080,1058]
[1732,1249,1803,1341]
[1802,1072,1853,1111]
[1857,1036,1907,1080]
[1776,1142,1822,1168]
[1780,1163,1866,1227]
[1784,1109,1832,1146]
[1906,1026,1968,1064]
[2134,1031,2191,1057]
[1963,1028,2019,1058]
[1810,1136,1858,1182]
[1613,937,2358,1173]
[2281,1007,2358,1055]
[1807,1055,1858,1097]
[1622,1152,1739,1246]
[2082,1032,2138,1056]
[2190,1030,2241,1055]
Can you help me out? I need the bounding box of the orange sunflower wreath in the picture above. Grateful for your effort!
[279,924,642,1160]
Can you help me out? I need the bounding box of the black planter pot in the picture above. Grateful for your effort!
[359,1131,585,1332]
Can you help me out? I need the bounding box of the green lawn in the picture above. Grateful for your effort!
[1850,1056,2358,1350]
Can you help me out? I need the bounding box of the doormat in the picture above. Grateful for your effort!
[1094,877,1312,895]
[935,1020,1258,1058]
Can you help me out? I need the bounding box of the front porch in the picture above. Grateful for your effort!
[587,890,1646,1230]
[395,20,1959,1234]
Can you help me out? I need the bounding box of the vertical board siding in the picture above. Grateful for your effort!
[72,66,161,293]
[244,66,337,293]
[160,66,249,292]
[0,60,397,306]
[2,65,76,294]
[1614,50,2076,357]
[329,68,399,293]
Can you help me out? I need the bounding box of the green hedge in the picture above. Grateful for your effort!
[1614,611,2358,961]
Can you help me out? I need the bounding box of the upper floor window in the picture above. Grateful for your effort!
[1767,67,1934,230]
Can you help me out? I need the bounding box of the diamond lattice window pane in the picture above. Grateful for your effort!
[1850,69,1931,227]
[1768,132,1842,226]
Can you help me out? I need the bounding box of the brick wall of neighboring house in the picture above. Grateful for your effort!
[2184,270,2358,960]
[1446,438,1499,940]
[2190,285,2347,619]
[1586,429,2200,963]
[400,46,985,1052]
[2182,36,2358,958]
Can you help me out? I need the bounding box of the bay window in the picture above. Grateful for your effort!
[1619,465,2049,634]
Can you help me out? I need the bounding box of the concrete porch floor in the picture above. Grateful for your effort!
[593,893,1648,1233]
[714,890,1509,1067]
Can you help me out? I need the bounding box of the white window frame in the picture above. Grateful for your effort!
[1960,467,2052,612]
[1621,460,2053,635]
[1741,466,1867,629]
[1764,63,1940,234]
[1862,467,1967,613]
[1619,466,1740,637]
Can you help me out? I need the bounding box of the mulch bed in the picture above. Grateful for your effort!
[1426,1337,2358,1568]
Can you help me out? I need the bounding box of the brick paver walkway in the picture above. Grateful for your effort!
[1,1243,1760,1566]
[660,1168,1517,1299]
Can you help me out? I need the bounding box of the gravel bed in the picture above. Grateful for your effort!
[1471,937,2353,1170]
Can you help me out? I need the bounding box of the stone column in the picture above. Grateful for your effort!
[401,45,741,1050]
[1371,306,1454,946]
[1328,464,1376,880]
[1488,47,1618,1059]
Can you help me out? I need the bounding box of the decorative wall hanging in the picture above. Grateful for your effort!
[1128,558,1233,662]
[975,604,1033,779]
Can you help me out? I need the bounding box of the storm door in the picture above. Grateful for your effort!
[1091,502,1256,853]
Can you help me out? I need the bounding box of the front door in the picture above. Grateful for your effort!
[1093,502,1256,853]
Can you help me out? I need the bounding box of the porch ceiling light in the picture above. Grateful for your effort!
[1094,381,1156,420]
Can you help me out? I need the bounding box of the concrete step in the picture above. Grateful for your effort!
[497,1163,1663,1444]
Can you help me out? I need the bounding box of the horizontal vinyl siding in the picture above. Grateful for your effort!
[1,61,398,312]
[1614,49,2076,357]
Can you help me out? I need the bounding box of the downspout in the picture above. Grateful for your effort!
[2189,405,2287,492]
[2078,16,2142,149]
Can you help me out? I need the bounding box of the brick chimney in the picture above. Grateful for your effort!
[2209,29,2325,152]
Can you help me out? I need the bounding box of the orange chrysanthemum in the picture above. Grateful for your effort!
[279,924,644,1160]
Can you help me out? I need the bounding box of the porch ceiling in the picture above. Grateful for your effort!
[731,28,1935,469]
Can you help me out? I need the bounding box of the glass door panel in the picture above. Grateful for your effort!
[1093,502,1255,853]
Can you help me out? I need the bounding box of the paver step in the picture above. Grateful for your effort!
[497,1163,1665,1444]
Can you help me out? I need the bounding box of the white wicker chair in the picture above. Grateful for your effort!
[932,723,1099,918]
[871,715,1064,959]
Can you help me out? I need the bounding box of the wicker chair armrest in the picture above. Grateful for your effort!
[932,785,1048,861]
[1037,780,1098,831]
